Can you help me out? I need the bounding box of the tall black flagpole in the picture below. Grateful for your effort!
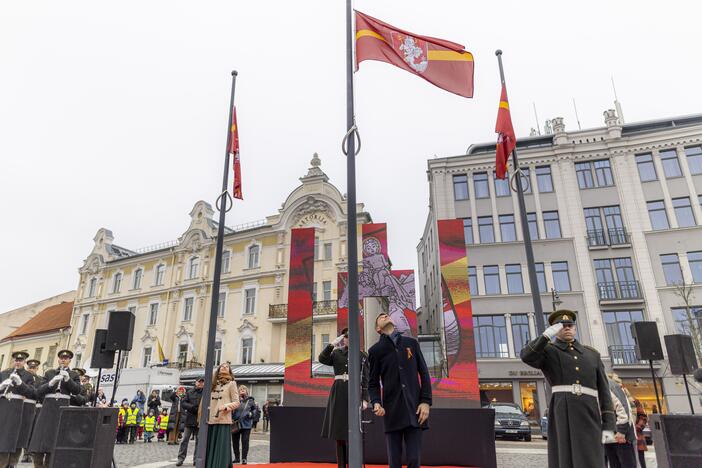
[345,1,364,467]
[194,70,238,468]
[495,50,545,335]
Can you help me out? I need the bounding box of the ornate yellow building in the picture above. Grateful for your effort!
[67,155,371,401]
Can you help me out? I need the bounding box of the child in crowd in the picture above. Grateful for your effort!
[143,409,157,443]
[116,399,130,444]
[157,408,169,441]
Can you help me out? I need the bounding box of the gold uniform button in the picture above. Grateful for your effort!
[576,380,580,384]
[575,367,580,371]
[574,356,578,360]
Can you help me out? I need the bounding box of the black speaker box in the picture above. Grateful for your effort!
[49,407,118,468]
[665,334,699,375]
[106,310,135,351]
[650,414,702,468]
[90,329,116,369]
[631,321,664,361]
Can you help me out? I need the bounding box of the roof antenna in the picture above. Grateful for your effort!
[532,102,541,136]
[572,98,582,130]
[611,75,625,123]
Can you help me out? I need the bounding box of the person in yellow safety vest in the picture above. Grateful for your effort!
[158,408,170,441]
[143,409,157,443]
[126,402,141,444]
[116,399,130,444]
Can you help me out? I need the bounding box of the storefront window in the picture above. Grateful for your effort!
[621,378,666,415]
[519,381,541,422]
[479,381,513,406]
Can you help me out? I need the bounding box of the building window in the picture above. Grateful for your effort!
[453,174,469,200]
[535,263,547,293]
[594,257,638,299]
[473,315,509,358]
[155,264,166,285]
[142,347,152,367]
[248,245,260,268]
[499,214,517,242]
[323,281,332,301]
[660,149,682,178]
[685,145,702,175]
[120,351,130,369]
[519,168,532,194]
[603,310,645,364]
[660,254,683,285]
[511,315,531,354]
[506,264,524,294]
[244,288,256,315]
[671,307,702,352]
[183,297,194,321]
[148,303,159,326]
[468,266,478,296]
[214,341,222,366]
[321,334,330,349]
[527,212,539,240]
[312,282,317,302]
[575,161,594,189]
[478,216,494,243]
[552,261,571,292]
[33,347,43,362]
[324,243,332,260]
[462,218,473,244]
[576,159,614,188]
[594,160,615,187]
[543,211,562,238]
[112,273,122,294]
[177,344,188,367]
[132,268,143,290]
[647,200,669,230]
[217,292,226,317]
[483,265,501,295]
[241,338,253,364]
[688,251,702,283]
[221,250,231,273]
[80,314,90,335]
[635,153,657,182]
[88,278,97,297]
[536,166,553,193]
[474,172,489,198]
[314,237,319,260]
[187,257,199,279]
[494,171,511,197]
[672,197,696,227]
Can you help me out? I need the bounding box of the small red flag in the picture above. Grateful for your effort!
[230,106,242,200]
[355,10,474,98]
[495,85,516,179]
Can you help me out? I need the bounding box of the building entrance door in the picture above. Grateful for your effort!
[519,381,541,423]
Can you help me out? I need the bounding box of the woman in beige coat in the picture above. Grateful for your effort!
[204,362,239,468]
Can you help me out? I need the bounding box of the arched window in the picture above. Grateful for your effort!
[132,268,143,290]
[188,257,199,279]
[87,277,97,297]
[112,273,122,293]
[154,264,166,285]
[247,245,260,269]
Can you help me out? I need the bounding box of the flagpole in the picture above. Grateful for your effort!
[345,1,364,468]
[495,50,545,336]
[194,70,238,468]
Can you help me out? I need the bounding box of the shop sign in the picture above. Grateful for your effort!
[508,370,542,377]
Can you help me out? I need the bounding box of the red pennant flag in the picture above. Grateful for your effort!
[495,85,516,179]
[355,10,474,98]
[230,107,242,200]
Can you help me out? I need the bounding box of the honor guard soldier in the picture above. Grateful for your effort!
[0,351,36,468]
[520,310,616,468]
[72,368,91,406]
[25,360,46,387]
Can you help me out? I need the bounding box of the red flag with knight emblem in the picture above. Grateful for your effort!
[495,85,516,180]
[229,106,242,200]
[354,10,474,98]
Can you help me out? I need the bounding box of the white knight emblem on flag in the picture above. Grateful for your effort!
[391,32,428,73]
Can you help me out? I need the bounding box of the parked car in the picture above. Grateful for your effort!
[540,407,549,439]
[488,403,532,441]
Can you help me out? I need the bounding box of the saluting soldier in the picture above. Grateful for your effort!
[0,351,36,468]
[520,310,616,468]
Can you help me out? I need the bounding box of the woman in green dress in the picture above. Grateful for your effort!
[204,362,239,468]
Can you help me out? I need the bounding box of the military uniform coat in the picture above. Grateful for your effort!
[0,368,36,400]
[521,336,615,468]
[368,333,432,433]
[36,368,82,400]
[318,345,369,440]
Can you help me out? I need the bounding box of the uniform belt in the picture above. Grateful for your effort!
[2,393,24,400]
[335,374,349,381]
[23,399,36,404]
[552,384,598,397]
[45,393,71,400]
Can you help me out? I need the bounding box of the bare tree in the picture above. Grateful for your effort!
[672,280,702,364]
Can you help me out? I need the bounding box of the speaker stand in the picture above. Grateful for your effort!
[109,350,123,407]
[93,367,103,407]
[649,359,662,413]
[682,373,695,414]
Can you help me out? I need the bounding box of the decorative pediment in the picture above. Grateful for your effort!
[179,230,207,253]
[141,330,157,343]
[237,319,258,333]
[293,197,334,227]
[175,325,193,339]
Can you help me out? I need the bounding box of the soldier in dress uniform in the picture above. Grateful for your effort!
[520,310,616,468]
[25,360,46,388]
[0,351,36,468]
[72,368,91,406]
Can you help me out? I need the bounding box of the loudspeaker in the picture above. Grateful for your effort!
[106,310,135,351]
[90,329,116,369]
[630,321,664,361]
[49,407,118,468]
[650,414,702,468]
[664,334,699,375]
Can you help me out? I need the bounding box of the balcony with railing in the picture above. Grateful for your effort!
[268,300,338,320]
[597,281,643,302]
[587,228,631,248]
[608,345,647,366]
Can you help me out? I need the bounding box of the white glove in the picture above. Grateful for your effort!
[10,373,22,386]
[543,323,564,340]
[0,379,11,391]
[601,430,616,444]
[332,334,345,347]
[49,375,63,387]
[59,370,70,382]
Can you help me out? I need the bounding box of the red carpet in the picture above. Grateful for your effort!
[248,464,474,468]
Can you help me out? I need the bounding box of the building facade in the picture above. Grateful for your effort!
[418,111,702,418]
[68,154,371,403]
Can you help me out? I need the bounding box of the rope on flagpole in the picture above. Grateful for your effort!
[342,123,362,156]
[509,167,530,194]
[215,190,233,213]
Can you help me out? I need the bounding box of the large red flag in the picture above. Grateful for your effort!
[355,10,474,98]
[495,85,516,179]
[229,106,242,200]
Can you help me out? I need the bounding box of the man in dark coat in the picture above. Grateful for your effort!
[521,310,615,468]
[605,374,637,468]
[176,378,204,466]
[0,351,36,468]
[369,313,432,468]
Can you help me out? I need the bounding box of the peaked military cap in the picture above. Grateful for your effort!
[74,368,86,376]
[548,309,577,326]
[26,359,41,368]
[57,349,74,359]
[12,351,29,360]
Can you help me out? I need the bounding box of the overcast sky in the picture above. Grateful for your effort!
[1,1,701,313]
